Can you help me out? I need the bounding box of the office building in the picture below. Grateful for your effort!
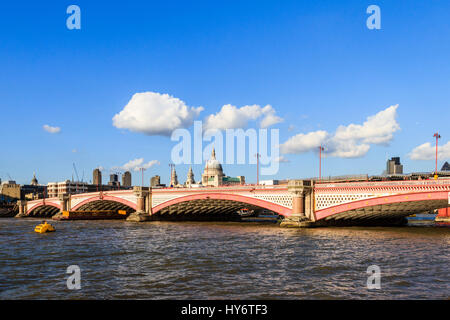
[386,157,403,174]
[122,171,132,187]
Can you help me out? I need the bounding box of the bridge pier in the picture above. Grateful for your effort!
[14,200,27,218]
[280,180,316,228]
[59,194,70,212]
[126,187,152,222]
[51,194,70,220]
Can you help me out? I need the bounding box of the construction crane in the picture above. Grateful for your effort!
[72,163,80,181]
[73,163,80,193]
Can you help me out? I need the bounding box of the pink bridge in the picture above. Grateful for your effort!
[20,179,450,225]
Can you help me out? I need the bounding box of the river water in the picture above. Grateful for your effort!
[0,218,448,299]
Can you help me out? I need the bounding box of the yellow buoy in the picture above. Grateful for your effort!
[34,221,55,233]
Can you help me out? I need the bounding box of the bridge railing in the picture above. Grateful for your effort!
[315,179,450,189]
[51,184,291,198]
[151,184,289,192]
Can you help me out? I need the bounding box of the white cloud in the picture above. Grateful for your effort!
[408,141,450,160]
[280,131,329,154]
[275,156,290,163]
[280,105,400,158]
[325,140,371,158]
[203,104,283,131]
[112,92,204,136]
[43,124,61,134]
[260,105,284,128]
[333,105,399,145]
[113,158,160,172]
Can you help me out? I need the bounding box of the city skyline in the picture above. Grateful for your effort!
[1,1,450,185]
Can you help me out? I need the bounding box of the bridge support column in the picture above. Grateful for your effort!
[127,187,151,222]
[59,194,70,212]
[51,194,70,220]
[14,200,27,218]
[280,180,316,228]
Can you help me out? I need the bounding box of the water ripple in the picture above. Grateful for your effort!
[0,219,448,299]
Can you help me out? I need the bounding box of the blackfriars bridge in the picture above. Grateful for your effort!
[17,179,450,226]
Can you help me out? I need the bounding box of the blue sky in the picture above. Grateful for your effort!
[1,1,449,185]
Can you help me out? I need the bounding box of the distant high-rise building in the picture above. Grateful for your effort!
[122,171,132,187]
[442,162,450,171]
[386,157,403,174]
[109,174,119,186]
[150,175,160,187]
[93,169,102,186]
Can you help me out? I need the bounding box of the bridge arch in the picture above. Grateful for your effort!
[71,195,137,212]
[27,203,61,217]
[152,192,292,219]
[315,191,449,222]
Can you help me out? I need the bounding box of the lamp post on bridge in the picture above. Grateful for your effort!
[206,161,209,187]
[115,171,121,190]
[255,153,261,185]
[43,185,47,206]
[318,146,324,182]
[140,167,146,187]
[433,132,441,180]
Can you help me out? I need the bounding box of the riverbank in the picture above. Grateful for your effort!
[0,204,17,218]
